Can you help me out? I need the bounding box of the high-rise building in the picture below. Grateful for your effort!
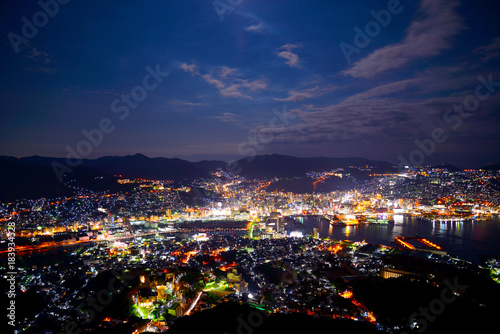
[313,228,319,239]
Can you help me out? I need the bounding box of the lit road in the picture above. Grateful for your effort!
[185,291,203,316]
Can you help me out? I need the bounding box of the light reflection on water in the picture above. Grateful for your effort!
[293,214,500,263]
[11,216,500,265]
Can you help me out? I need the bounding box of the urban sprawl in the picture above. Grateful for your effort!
[2,166,500,333]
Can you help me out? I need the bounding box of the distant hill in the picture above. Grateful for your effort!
[0,157,132,201]
[0,158,71,200]
[267,175,357,194]
[431,163,462,172]
[4,153,395,180]
[85,153,225,181]
[229,154,395,179]
[0,154,397,200]
[479,164,500,171]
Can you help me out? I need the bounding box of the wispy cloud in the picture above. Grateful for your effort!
[24,47,53,64]
[246,22,264,33]
[277,44,301,68]
[472,36,500,63]
[211,112,238,123]
[180,63,267,99]
[274,84,337,102]
[253,62,491,146]
[201,73,249,99]
[266,96,454,144]
[217,66,239,78]
[168,99,206,107]
[180,63,200,75]
[343,0,464,78]
[20,44,57,74]
[241,79,268,91]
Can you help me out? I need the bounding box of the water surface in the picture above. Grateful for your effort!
[294,215,500,263]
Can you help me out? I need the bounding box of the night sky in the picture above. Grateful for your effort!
[1,0,499,167]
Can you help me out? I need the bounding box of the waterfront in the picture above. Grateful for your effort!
[295,215,500,264]
[12,216,500,266]
[8,215,500,333]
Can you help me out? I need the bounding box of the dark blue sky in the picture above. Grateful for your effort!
[1,0,499,167]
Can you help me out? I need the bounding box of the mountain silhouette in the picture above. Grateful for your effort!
[0,154,396,199]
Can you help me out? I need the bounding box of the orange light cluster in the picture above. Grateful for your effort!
[332,314,355,320]
[395,237,415,250]
[181,250,198,263]
[352,300,362,307]
[219,262,236,272]
[313,176,326,191]
[419,238,442,250]
[366,311,377,323]
[327,244,343,254]
[350,298,377,324]
[255,181,271,192]
[312,171,341,190]
[210,248,225,257]
[340,290,353,299]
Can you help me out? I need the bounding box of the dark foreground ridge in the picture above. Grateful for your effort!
[167,301,380,334]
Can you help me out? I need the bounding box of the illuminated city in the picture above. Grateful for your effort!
[2,1,500,334]
[1,164,500,333]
